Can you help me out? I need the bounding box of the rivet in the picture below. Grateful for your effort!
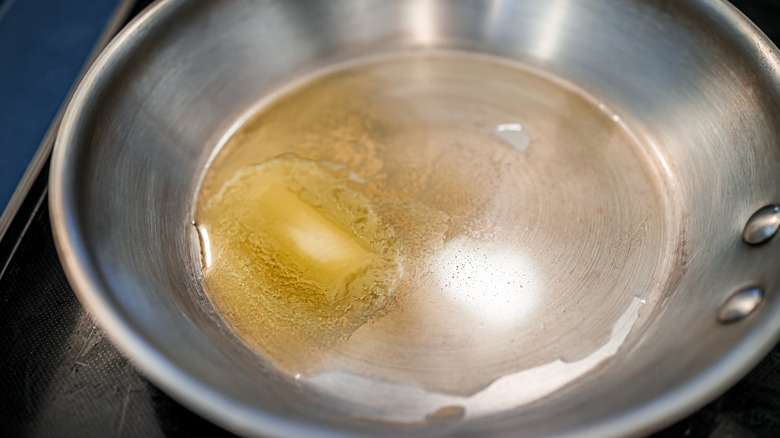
[718,287,763,324]
[743,205,780,245]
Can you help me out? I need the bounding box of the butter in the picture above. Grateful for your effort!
[245,174,371,295]
[196,154,401,374]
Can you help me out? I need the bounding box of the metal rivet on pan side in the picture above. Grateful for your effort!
[743,205,780,245]
[718,287,763,324]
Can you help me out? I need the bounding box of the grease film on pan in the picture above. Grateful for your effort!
[193,52,679,421]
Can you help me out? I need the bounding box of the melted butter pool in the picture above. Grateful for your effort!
[194,53,678,416]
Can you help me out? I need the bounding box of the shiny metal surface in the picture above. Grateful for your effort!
[743,204,780,245]
[719,287,764,324]
[49,0,780,437]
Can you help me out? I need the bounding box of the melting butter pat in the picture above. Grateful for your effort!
[196,154,401,372]
[250,176,371,294]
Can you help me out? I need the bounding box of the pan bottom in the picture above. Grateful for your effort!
[195,52,681,422]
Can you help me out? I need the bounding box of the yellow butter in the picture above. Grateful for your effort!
[196,154,401,373]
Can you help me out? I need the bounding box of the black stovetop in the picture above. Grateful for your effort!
[0,1,778,437]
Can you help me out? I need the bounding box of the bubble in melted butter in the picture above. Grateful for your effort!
[197,153,402,375]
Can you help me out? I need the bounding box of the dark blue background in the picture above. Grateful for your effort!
[0,0,123,222]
